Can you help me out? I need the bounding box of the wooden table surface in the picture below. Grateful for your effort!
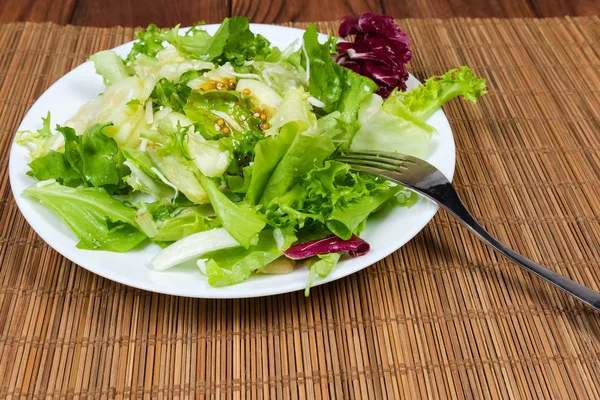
[1,0,598,27]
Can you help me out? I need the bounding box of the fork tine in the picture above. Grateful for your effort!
[337,152,416,169]
[336,151,436,188]
[337,151,414,169]
[333,159,403,184]
[335,156,407,173]
[340,150,412,164]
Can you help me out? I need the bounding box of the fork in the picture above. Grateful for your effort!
[336,150,600,312]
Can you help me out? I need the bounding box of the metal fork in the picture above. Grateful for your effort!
[336,150,600,312]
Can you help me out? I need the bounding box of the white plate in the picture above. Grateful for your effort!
[9,24,455,298]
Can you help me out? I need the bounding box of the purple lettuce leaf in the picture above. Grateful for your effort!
[284,234,370,260]
[336,13,412,97]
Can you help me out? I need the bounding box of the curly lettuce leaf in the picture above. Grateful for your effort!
[311,162,400,239]
[385,66,487,122]
[78,123,130,190]
[184,90,264,166]
[24,182,146,252]
[306,111,357,151]
[150,78,192,113]
[265,161,405,239]
[27,124,130,194]
[217,17,272,66]
[326,185,398,239]
[26,151,82,186]
[125,18,271,66]
[125,23,171,63]
[16,112,63,159]
[37,111,52,137]
[164,23,216,60]
[145,113,194,158]
[56,125,84,177]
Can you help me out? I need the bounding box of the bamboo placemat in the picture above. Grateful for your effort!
[1,17,600,398]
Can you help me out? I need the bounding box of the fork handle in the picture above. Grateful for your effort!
[421,182,600,312]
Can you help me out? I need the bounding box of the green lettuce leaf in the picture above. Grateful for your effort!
[152,208,219,242]
[303,161,399,239]
[201,228,296,287]
[164,23,216,60]
[301,25,341,113]
[265,161,403,239]
[122,149,176,202]
[245,122,297,205]
[350,108,433,157]
[186,133,231,178]
[150,78,192,113]
[135,203,220,244]
[125,18,271,66]
[260,127,336,206]
[16,112,63,159]
[24,182,146,252]
[78,123,130,191]
[27,124,130,194]
[26,151,82,186]
[305,252,342,296]
[385,66,487,122]
[326,186,398,239]
[184,90,263,165]
[125,23,171,63]
[265,88,316,136]
[217,17,272,66]
[144,115,194,159]
[57,125,84,178]
[250,59,307,96]
[147,148,208,204]
[235,78,283,111]
[306,111,356,150]
[337,67,379,125]
[37,111,52,137]
[264,185,316,229]
[196,172,266,248]
[89,50,131,86]
[301,24,377,124]
[64,76,151,149]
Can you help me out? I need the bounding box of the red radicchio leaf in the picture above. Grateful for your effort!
[336,13,412,97]
[284,235,370,260]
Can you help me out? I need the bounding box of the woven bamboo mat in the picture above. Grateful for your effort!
[1,17,600,399]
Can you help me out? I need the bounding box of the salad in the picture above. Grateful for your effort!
[15,14,486,295]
